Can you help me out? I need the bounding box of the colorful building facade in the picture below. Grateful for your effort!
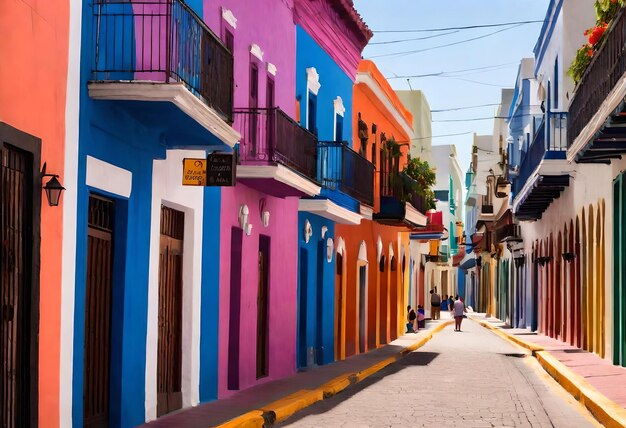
[1,0,70,426]
[334,60,425,359]
[294,0,372,369]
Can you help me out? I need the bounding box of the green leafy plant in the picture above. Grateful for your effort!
[402,157,437,210]
[568,0,625,84]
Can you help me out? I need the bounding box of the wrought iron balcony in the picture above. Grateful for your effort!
[92,0,234,122]
[568,7,626,149]
[513,118,545,195]
[234,108,318,182]
[380,172,426,212]
[317,141,375,206]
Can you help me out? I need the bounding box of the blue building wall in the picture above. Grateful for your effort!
[199,186,221,402]
[296,213,336,368]
[296,25,358,213]
[74,0,224,425]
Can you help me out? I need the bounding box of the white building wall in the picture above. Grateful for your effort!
[145,150,206,420]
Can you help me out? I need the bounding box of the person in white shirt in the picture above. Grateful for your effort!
[453,296,467,332]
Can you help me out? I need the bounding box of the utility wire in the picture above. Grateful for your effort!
[368,24,525,59]
[369,30,460,45]
[386,62,519,80]
[433,113,543,123]
[431,103,502,113]
[439,76,512,87]
[372,19,544,33]
[412,131,474,140]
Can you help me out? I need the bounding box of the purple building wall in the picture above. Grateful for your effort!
[203,0,296,116]
[202,0,300,397]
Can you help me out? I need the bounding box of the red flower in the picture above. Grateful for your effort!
[588,24,608,45]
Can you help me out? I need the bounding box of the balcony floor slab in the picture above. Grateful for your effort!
[298,198,363,225]
[237,164,321,198]
[88,81,240,148]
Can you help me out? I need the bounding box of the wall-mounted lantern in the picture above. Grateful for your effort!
[239,204,249,231]
[326,238,334,263]
[41,162,65,207]
[304,219,312,243]
[562,252,576,262]
[259,198,270,227]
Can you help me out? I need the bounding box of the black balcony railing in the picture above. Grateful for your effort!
[568,7,626,147]
[513,118,545,195]
[234,108,317,181]
[92,0,234,122]
[380,171,426,212]
[318,141,375,206]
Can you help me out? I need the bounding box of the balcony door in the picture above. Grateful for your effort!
[1,129,40,428]
[249,63,259,156]
[157,206,184,417]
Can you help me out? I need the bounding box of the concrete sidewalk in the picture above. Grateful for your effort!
[142,317,453,428]
[471,314,626,428]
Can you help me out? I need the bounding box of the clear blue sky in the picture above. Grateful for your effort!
[353,0,550,178]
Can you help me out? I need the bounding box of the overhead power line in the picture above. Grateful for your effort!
[368,24,526,59]
[412,131,474,140]
[386,61,519,80]
[372,19,544,33]
[369,30,460,45]
[432,113,541,123]
[431,103,502,113]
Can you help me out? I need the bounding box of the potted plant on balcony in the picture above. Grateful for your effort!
[402,157,437,210]
[568,0,625,83]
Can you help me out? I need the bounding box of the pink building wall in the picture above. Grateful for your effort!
[203,0,301,397]
[218,187,299,397]
[203,0,296,116]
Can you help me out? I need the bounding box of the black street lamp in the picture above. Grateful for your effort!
[41,162,65,207]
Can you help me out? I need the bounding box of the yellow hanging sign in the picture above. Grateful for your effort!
[182,158,207,186]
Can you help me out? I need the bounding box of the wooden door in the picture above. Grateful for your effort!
[84,195,115,428]
[1,143,35,428]
[157,206,184,417]
[249,63,259,156]
[256,236,270,378]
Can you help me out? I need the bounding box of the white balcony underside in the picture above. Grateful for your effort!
[405,202,427,226]
[568,72,626,162]
[299,199,363,225]
[88,81,240,147]
[512,159,571,213]
[237,164,321,196]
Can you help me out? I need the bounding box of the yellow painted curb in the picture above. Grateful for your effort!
[259,389,324,424]
[215,410,265,428]
[216,320,452,427]
[471,317,544,353]
[318,374,353,398]
[536,351,626,428]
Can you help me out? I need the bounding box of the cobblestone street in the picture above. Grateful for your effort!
[280,319,600,428]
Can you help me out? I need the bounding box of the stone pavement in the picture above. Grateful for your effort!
[279,318,600,428]
[476,315,626,410]
[141,317,451,427]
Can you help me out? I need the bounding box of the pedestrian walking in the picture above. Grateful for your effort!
[430,288,441,320]
[453,296,467,331]
[448,295,454,311]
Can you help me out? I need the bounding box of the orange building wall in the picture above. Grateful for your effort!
[0,0,69,425]
[336,60,414,359]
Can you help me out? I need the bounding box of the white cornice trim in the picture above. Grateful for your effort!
[298,199,363,225]
[405,202,427,226]
[306,67,321,95]
[221,8,237,29]
[88,82,240,147]
[267,62,277,76]
[250,44,264,61]
[236,164,321,196]
[360,204,373,220]
[86,156,132,198]
[567,73,626,162]
[333,96,345,117]
[356,72,414,138]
